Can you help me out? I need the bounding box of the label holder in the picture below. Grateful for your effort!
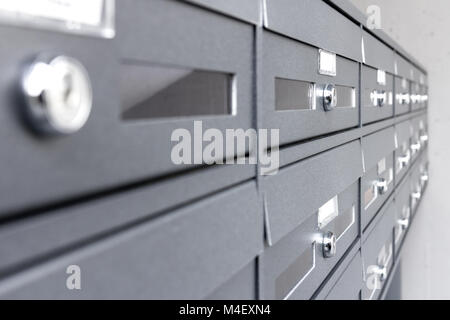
[318,49,337,77]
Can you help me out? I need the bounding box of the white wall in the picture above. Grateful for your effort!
[349,0,450,299]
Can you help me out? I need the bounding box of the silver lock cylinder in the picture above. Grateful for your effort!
[411,141,421,153]
[398,217,409,230]
[371,90,386,107]
[322,231,337,258]
[376,178,388,195]
[420,133,429,143]
[398,151,411,168]
[412,190,422,201]
[378,90,387,107]
[397,93,410,105]
[421,173,429,183]
[398,208,411,231]
[21,55,93,135]
[321,84,337,111]
[410,94,420,104]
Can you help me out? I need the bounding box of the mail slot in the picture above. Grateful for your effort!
[260,141,363,299]
[262,0,361,146]
[0,182,262,299]
[0,0,255,214]
[362,199,396,300]
[394,175,411,252]
[394,119,412,186]
[361,127,396,229]
[361,31,395,124]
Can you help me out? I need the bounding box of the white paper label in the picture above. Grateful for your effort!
[318,49,337,76]
[318,196,339,229]
[377,69,386,85]
[402,78,407,89]
[377,157,386,175]
[0,0,104,26]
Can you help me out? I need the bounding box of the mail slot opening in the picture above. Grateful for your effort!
[334,85,356,108]
[275,78,315,111]
[275,78,355,111]
[121,62,234,120]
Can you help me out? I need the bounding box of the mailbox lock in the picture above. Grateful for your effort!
[398,93,409,105]
[421,173,429,183]
[322,84,337,111]
[322,231,337,258]
[398,217,409,230]
[411,94,420,104]
[378,90,387,107]
[420,134,429,143]
[398,151,411,168]
[21,55,93,135]
[376,178,388,195]
[372,90,386,107]
[411,141,421,152]
[412,190,422,200]
[398,208,410,231]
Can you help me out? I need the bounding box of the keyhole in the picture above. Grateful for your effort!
[61,72,73,105]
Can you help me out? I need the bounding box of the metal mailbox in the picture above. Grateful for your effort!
[320,251,363,300]
[410,113,428,162]
[260,141,363,299]
[207,261,257,300]
[361,126,396,229]
[394,175,411,252]
[394,54,414,115]
[361,31,395,124]
[0,182,262,299]
[394,119,412,186]
[261,0,361,146]
[362,199,396,300]
[0,0,255,214]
